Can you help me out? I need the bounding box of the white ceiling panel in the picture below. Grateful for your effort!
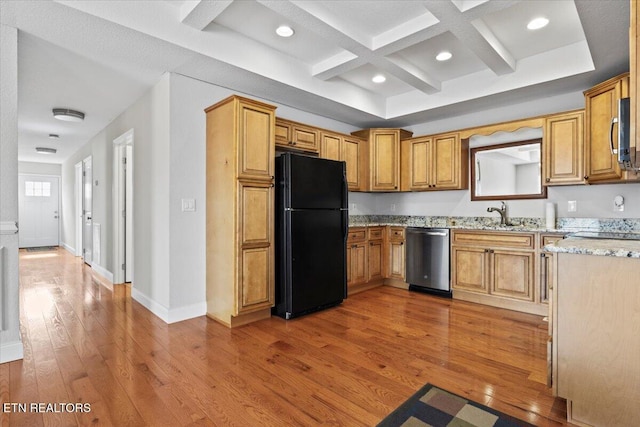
[479,1,586,60]
[336,63,417,97]
[390,31,486,82]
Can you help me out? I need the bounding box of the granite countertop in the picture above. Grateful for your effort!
[543,236,640,258]
[348,216,640,257]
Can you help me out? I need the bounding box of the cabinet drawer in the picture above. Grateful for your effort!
[541,234,565,246]
[388,227,405,241]
[348,228,366,242]
[452,230,535,249]
[368,227,384,240]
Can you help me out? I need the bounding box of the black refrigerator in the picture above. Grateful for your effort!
[274,153,348,319]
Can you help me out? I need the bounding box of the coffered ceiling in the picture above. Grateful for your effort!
[0,0,629,163]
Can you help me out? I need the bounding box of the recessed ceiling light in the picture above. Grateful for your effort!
[276,25,294,37]
[52,108,85,122]
[436,51,453,61]
[36,147,57,154]
[527,17,549,30]
[48,134,59,139]
[372,74,386,83]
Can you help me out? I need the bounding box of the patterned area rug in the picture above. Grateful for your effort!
[25,246,58,252]
[377,384,533,427]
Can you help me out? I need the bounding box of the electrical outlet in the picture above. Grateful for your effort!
[390,204,396,212]
[568,200,577,212]
[351,203,357,211]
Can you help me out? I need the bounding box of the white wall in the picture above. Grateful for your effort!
[515,163,540,195]
[18,161,61,176]
[477,157,515,196]
[0,24,23,363]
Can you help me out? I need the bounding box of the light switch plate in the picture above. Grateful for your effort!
[182,198,196,212]
[568,200,577,212]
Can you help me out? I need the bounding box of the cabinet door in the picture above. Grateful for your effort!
[490,250,534,301]
[275,119,292,150]
[544,111,585,185]
[320,133,341,161]
[370,130,399,191]
[584,76,626,182]
[238,102,274,180]
[347,242,367,288]
[367,240,384,282]
[402,137,433,190]
[451,247,488,293]
[388,240,405,280]
[343,137,363,191]
[433,133,460,189]
[291,125,319,152]
[238,182,274,313]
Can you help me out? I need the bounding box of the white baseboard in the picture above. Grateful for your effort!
[0,340,23,363]
[167,301,206,324]
[91,263,113,283]
[131,287,169,323]
[131,288,205,324]
[61,242,75,254]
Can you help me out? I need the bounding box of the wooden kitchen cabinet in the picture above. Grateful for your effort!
[552,253,640,426]
[319,131,366,191]
[367,227,384,282]
[386,227,405,280]
[351,128,412,192]
[451,230,543,315]
[205,95,276,327]
[347,227,369,293]
[583,73,636,183]
[543,110,585,185]
[400,132,468,191]
[275,117,319,153]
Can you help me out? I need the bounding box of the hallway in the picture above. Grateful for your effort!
[1,248,567,426]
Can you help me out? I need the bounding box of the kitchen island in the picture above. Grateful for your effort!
[545,236,640,427]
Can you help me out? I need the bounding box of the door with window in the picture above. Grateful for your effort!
[18,175,60,248]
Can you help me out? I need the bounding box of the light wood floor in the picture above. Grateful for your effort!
[0,247,568,426]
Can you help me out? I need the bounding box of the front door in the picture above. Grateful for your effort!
[18,175,60,248]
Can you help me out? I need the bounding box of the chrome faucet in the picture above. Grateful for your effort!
[487,201,510,226]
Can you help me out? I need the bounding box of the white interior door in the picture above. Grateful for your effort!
[18,175,60,248]
[83,157,93,265]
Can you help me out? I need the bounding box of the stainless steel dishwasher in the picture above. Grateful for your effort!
[405,227,451,297]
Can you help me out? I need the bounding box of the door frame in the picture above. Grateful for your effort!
[75,162,83,256]
[82,156,93,265]
[113,128,134,285]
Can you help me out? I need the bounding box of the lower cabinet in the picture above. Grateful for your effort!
[347,226,406,294]
[451,230,545,315]
[387,227,405,281]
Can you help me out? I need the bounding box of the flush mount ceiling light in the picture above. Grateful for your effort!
[436,51,453,61]
[48,133,59,139]
[276,25,294,37]
[36,147,57,154]
[372,74,386,83]
[527,17,549,30]
[52,108,85,122]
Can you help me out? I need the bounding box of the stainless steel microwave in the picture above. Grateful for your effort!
[611,97,635,170]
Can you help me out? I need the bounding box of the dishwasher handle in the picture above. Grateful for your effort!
[408,229,449,237]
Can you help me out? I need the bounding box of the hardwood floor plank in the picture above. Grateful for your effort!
[4,248,569,426]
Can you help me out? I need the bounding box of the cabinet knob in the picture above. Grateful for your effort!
[400,242,403,245]
[545,178,550,182]
[584,175,589,180]
[394,186,398,189]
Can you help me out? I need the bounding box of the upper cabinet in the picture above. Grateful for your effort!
[352,128,413,192]
[543,110,585,186]
[400,133,468,191]
[583,73,635,183]
[275,118,319,153]
[631,0,640,168]
[319,131,366,191]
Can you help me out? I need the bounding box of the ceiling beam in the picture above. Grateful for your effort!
[180,0,234,31]
[426,0,517,75]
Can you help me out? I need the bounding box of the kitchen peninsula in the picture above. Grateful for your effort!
[544,236,640,427]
